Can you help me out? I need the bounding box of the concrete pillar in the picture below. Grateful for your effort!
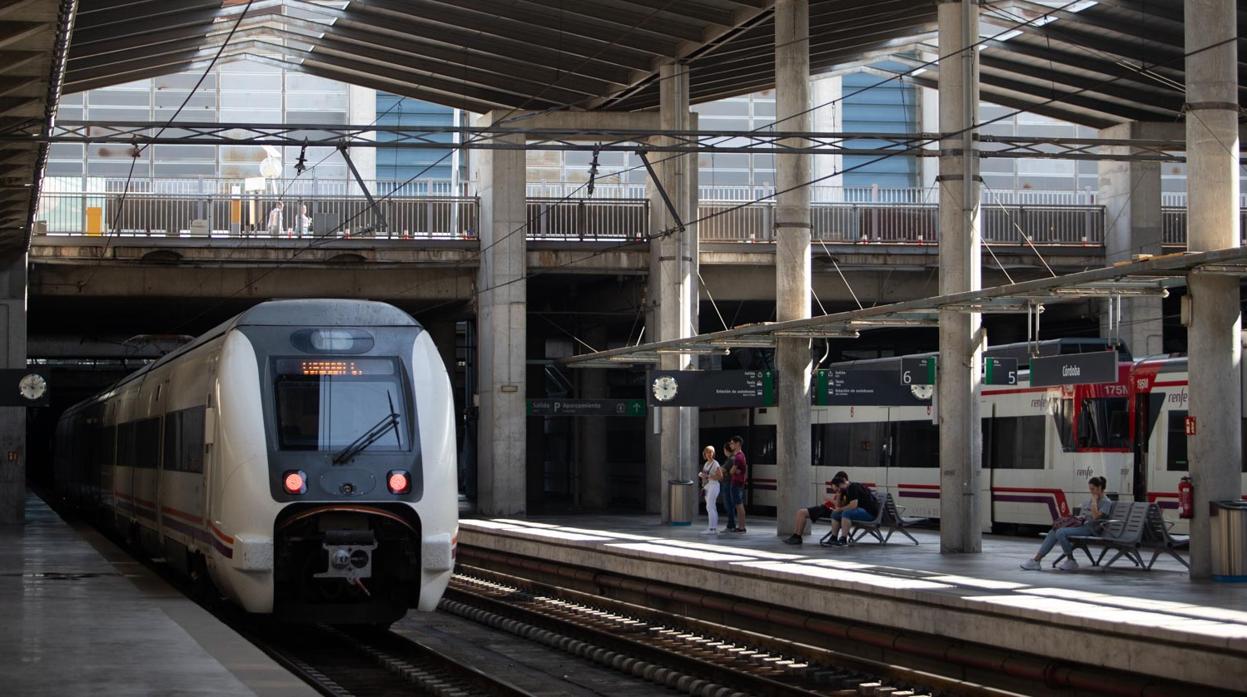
[650,63,698,522]
[346,84,377,188]
[1184,0,1242,579]
[936,0,983,553]
[576,328,609,509]
[472,111,527,516]
[0,256,25,524]
[774,0,813,536]
[1098,122,1166,357]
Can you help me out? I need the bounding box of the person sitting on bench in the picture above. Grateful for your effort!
[783,471,847,545]
[1021,476,1113,572]
[824,474,878,547]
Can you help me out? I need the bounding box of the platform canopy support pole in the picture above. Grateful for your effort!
[937,0,983,553]
[650,62,699,523]
[473,110,527,517]
[1184,0,1242,580]
[774,0,813,536]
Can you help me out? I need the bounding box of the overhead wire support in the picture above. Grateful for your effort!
[17,120,1197,162]
[637,148,686,234]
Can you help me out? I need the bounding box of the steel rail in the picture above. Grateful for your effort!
[446,569,1003,697]
[233,619,539,697]
[452,547,1240,697]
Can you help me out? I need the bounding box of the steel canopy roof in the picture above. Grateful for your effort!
[62,1,1227,129]
[0,0,69,257]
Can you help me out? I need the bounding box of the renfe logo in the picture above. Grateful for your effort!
[1062,365,1081,377]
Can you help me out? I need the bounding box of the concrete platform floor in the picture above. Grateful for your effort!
[480,512,1246,608]
[459,512,1247,691]
[1,495,316,697]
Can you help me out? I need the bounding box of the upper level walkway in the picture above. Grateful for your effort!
[37,179,1201,246]
[29,180,1235,304]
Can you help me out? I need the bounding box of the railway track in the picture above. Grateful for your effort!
[240,620,539,697]
[445,567,1011,697]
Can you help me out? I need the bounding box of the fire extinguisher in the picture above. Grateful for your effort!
[1178,476,1194,520]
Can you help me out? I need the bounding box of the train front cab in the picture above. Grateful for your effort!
[214,319,456,626]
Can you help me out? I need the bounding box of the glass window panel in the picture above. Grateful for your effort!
[1167,411,1188,471]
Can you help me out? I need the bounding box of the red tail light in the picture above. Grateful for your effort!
[387,470,411,494]
[283,470,307,495]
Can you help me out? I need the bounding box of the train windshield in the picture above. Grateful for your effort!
[272,357,409,451]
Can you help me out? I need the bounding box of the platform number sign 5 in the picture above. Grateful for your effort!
[1185,416,1197,436]
[983,357,1018,386]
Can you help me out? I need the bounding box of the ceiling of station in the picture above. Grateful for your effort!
[62,0,1223,130]
[0,0,68,257]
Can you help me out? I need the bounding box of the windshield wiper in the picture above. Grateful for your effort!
[332,391,400,465]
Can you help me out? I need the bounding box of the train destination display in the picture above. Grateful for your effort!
[646,370,776,407]
[1029,350,1118,387]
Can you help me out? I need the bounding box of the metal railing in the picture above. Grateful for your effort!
[33,179,1110,245]
[36,192,478,238]
[700,200,1104,244]
[1162,208,1247,246]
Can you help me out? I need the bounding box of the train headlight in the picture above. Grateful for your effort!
[386,470,411,495]
[282,470,308,495]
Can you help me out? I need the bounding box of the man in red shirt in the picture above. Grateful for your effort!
[727,435,747,533]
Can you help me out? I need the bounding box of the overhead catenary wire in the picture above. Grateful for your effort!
[177,5,1226,335]
[302,27,1242,326]
[78,0,256,294]
[169,0,683,333]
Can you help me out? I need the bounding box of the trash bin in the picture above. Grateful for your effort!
[1211,500,1247,582]
[668,479,696,526]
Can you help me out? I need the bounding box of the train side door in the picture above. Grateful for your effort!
[203,365,221,543]
[1133,393,1165,503]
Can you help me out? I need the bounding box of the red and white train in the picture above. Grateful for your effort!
[702,339,1247,533]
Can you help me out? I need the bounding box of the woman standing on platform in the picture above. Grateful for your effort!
[698,446,723,534]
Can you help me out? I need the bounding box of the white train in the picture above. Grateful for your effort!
[705,340,1247,533]
[53,299,458,625]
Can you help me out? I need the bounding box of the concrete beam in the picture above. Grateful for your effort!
[493,110,663,135]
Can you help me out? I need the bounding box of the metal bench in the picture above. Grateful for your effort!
[872,493,921,545]
[1057,501,1149,569]
[1142,502,1190,570]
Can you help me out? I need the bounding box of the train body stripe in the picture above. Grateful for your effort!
[211,524,234,545]
[160,505,203,525]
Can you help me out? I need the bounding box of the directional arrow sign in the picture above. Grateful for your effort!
[527,399,646,417]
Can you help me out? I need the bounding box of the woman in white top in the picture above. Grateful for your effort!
[697,445,723,534]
